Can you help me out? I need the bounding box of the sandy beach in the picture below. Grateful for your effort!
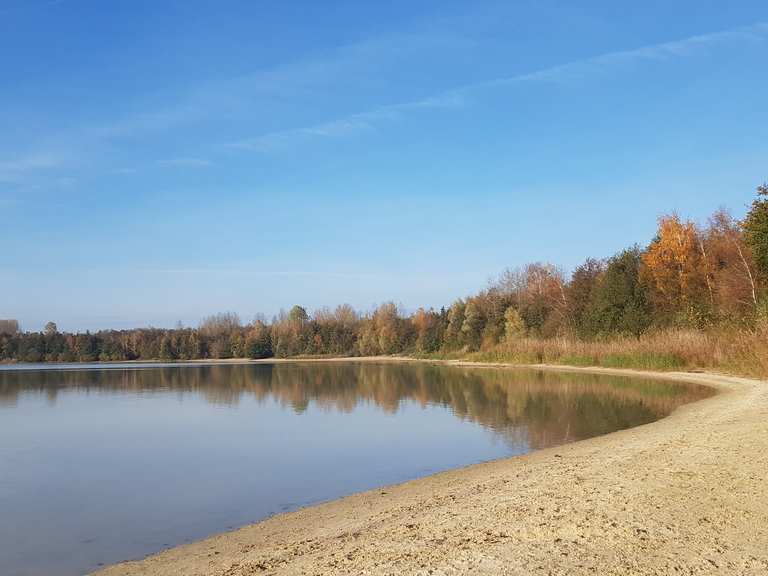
[94,363,768,576]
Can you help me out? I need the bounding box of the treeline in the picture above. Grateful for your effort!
[2,185,767,364]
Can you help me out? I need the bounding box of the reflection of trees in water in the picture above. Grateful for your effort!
[0,364,712,449]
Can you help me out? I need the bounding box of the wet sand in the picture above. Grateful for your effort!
[94,364,768,575]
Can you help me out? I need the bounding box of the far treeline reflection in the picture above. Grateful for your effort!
[0,363,712,450]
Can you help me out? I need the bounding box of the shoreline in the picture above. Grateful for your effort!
[92,362,768,575]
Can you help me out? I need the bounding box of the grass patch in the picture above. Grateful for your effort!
[597,352,687,371]
[556,354,598,367]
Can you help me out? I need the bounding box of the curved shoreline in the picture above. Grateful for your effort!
[94,363,768,576]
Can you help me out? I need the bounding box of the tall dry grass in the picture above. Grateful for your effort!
[436,326,768,378]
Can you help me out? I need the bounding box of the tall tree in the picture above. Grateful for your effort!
[567,258,605,338]
[0,319,19,335]
[372,302,404,355]
[586,248,652,337]
[503,307,526,341]
[199,312,241,358]
[412,308,441,354]
[499,263,569,337]
[642,214,712,325]
[703,209,759,318]
[744,184,768,278]
[444,300,466,350]
[460,299,484,351]
[271,306,310,357]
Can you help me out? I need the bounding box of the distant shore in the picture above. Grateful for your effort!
[91,361,768,576]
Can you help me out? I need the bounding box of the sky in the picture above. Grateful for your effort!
[1,0,767,331]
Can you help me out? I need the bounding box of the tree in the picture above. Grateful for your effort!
[412,308,441,354]
[567,258,605,338]
[287,305,309,324]
[473,287,511,347]
[372,302,404,355]
[159,334,177,360]
[444,300,466,350]
[744,184,768,278]
[245,319,272,358]
[499,263,569,337]
[0,319,19,335]
[330,304,359,354]
[503,307,526,341]
[586,248,652,337]
[199,312,241,337]
[180,330,202,359]
[703,209,759,318]
[44,322,58,336]
[356,316,380,356]
[461,299,484,350]
[199,312,241,358]
[642,214,712,326]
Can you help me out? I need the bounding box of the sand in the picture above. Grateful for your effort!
[93,363,768,576]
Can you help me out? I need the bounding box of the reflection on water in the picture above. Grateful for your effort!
[0,362,712,576]
[0,362,712,449]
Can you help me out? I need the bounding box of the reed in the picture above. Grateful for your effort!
[448,325,768,378]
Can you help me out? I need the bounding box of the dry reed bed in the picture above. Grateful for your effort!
[461,327,768,378]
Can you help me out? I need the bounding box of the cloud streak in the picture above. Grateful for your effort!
[156,157,212,168]
[0,154,62,183]
[4,19,767,178]
[226,91,466,152]
[227,20,768,153]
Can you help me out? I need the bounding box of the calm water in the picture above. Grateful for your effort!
[0,362,712,576]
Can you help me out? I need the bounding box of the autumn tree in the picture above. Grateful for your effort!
[641,214,712,326]
[473,287,512,347]
[460,299,484,350]
[309,305,359,355]
[356,316,379,356]
[372,302,406,355]
[0,319,19,335]
[180,330,202,359]
[271,306,310,357]
[703,209,759,319]
[503,307,526,341]
[199,312,241,358]
[159,333,177,360]
[244,319,272,358]
[199,312,241,336]
[412,308,442,354]
[498,264,569,337]
[443,300,466,350]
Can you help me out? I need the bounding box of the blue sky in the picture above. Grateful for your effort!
[1,1,767,331]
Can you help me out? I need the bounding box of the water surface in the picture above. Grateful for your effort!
[0,361,712,576]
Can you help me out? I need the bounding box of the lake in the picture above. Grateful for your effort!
[0,361,713,576]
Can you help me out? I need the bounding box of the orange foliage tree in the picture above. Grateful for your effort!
[703,209,759,319]
[641,214,712,325]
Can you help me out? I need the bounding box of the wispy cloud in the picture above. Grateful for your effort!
[483,20,768,89]
[156,157,212,168]
[228,21,768,153]
[0,154,61,183]
[227,91,465,152]
[4,19,766,175]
